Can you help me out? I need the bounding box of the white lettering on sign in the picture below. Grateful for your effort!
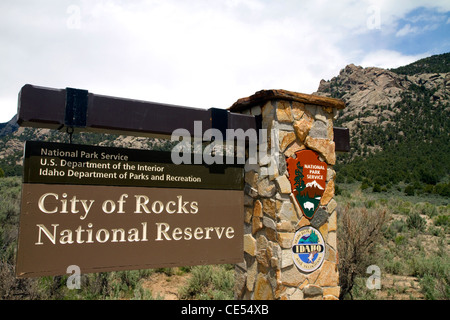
[38,192,94,220]
[33,191,236,246]
[155,223,235,241]
[34,222,149,245]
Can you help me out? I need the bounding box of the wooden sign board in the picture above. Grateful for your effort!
[16,141,244,278]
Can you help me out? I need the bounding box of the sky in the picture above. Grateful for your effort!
[1,0,450,123]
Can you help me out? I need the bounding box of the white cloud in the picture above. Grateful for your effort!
[359,49,429,69]
[0,0,449,123]
[396,23,419,37]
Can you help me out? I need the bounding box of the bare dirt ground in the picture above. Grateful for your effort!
[141,271,424,300]
[141,272,190,300]
[376,274,424,300]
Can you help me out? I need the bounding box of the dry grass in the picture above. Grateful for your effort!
[337,205,387,299]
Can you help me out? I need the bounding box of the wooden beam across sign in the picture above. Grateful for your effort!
[17,84,350,152]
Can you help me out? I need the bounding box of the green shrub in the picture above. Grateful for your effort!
[383,219,408,240]
[384,259,404,275]
[406,213,426,231]
[419,203,438,218]
[434,215,449,228]
[420,274,449,300]
[337,205,387,299]
[394,201,411,215]
[364,200,376,208]
[179,265,234,300]
[410,255,450,300]
[434,182,450,197]
[394,235,407,245]
[372,184,382,192]
[404,185,415,196]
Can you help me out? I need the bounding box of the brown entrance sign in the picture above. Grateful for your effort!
[16,141,244,277]
[17,184,243,278]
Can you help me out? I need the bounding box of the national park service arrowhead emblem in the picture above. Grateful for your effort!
[286,150,327,219]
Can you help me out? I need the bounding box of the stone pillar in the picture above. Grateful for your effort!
[230,89,346,300]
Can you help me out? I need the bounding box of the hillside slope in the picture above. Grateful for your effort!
[315,53,450,194]
[390,52,450,75]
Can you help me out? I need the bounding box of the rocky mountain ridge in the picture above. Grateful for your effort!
[314,52,449,189]
[316,63,450,132]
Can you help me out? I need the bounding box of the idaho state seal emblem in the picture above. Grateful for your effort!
[286,150,327,219]
[292,226,325,273]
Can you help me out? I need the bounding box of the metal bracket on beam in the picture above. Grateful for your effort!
[65,87,88,128]
[209,108,229,140]
[333,127,350,153]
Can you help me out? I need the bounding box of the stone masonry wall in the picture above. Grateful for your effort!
[232,91,344,300]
